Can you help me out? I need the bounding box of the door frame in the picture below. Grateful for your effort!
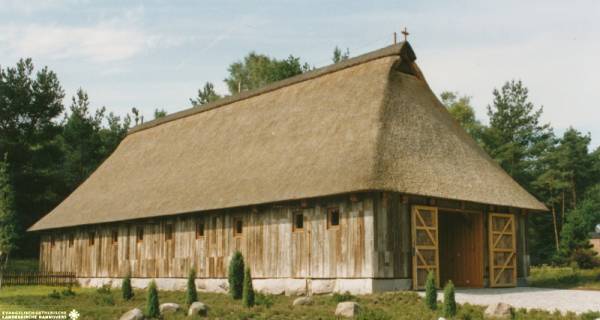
[411,205,439,289]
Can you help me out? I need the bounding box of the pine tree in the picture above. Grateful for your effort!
[145,280,160,318]
[0,155,18,269]
[443,281,457,318]
[121,272,134,301]
[228,251,245,299]
[242,267,255,307]
[186,267,198,305]
[190,82,221,106]
[424,271,437,310]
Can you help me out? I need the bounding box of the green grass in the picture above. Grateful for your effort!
[3,259,39,272]
[528,265,600,290]
[1,285,599,319]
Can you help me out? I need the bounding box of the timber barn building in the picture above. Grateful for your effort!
[29,43,547,294]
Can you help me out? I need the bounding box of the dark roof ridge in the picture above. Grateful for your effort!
[128,42,415,135]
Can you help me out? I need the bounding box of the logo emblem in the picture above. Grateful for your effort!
[68,309,80,320]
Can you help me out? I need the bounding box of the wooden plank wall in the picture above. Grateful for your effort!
[40,193,375,279]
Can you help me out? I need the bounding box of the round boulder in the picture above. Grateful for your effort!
[292,296,313,306]
[335,301,360,318]
[119,308,143,320]
[188,301,208,317]
[484,302,512,319]
[159,302,180,314]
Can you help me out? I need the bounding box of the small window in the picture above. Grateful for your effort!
[293,212,304,232]
[136,227,144,243]
[165,224,173,241]
[327,207,340,229]
[50,235,55,248]
[68,233,74,247]
[111,229,118,244]
[88,231,95,246]
[196,220,205,239]
[234,218,243,236]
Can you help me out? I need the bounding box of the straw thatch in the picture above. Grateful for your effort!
[29,42,546,231]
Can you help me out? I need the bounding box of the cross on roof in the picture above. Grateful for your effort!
[401,27,410,41]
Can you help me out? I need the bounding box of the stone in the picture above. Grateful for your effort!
[292,296,313,306]
[335,301,360,317]
[484,302,512,319]
[188,301,208,317]
[159,302,180,314]
[119,308,143,320]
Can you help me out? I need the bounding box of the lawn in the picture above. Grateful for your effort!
[2,285,600,320]
[528,266,600,290]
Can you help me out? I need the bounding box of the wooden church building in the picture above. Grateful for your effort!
[29,42,547,294]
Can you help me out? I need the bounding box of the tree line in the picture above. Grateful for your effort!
[1,46,598,269]
[442,87,600,267]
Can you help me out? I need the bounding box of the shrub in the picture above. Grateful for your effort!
[122,272,134,301]
[332,291,355,303]
[443,280,457,318]
[61,287,75,297]
[96,284,111,294]
[242,267,255,307]
[95,294,115,306]
[186,267,198,306]
[255,292,274,308]
[145,280,160,318]
[228,251,245,299]
[424,271,437,310]
[48,290,61,299]
[572,248,600,269]
[581,311,600,320]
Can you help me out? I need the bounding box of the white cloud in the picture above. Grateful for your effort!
[0,22,153,62]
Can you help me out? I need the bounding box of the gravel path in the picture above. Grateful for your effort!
[419,287,600,314]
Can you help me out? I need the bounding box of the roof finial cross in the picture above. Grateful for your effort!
[401,27,410,42]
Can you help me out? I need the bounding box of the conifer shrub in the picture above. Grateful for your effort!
[228,251,245,299]
[145,280,160,318]
[443,280,457,318]
[121,272,134,301]
[242,267,255,307]
[424,271,437,310]
[186,267,198,306]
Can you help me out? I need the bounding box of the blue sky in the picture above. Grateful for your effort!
[1,0,599,148]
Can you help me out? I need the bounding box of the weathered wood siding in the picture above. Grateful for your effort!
[40,193,375,279]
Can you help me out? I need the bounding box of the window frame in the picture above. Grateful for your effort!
[292,211,304,232]
[327,207,340,229]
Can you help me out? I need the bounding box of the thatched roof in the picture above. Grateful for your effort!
[29,42,546,231]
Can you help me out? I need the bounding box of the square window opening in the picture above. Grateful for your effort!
[293,212,304,232]
[165,224,173,241]
[68,233,74,247]
[111,229,118,244]
[136,227,144,243]
[328,207,340,229]
[196,220,205,239]
[88,231,95,246]
[234,218,243,236]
